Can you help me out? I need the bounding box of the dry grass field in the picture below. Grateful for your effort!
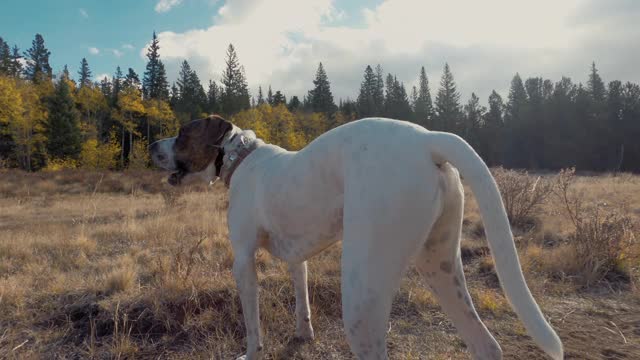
[1,169,639,359]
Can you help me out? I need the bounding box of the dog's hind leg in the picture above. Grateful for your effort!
[415,166,502,359]
[289,261,314,340]
[340,176,440,359]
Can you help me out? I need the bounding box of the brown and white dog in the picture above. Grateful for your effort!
[150,115,563,360]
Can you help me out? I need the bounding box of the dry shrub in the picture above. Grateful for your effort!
[43,158,78,171]
[492,167,553,228]
[554,168,639,287]
[161,188,182,207]
[521,243,582,288]
[103,266,138,295]
[470,288,509,316]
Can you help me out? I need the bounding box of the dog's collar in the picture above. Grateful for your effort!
[219,133,259,187]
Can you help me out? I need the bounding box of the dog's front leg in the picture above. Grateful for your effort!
[233,253,263,360]
[289,261,314,340]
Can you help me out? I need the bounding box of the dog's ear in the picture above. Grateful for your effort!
[204,115,232,147]
[172,115,233,176]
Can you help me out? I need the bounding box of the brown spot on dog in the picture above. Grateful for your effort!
[453,276,461,287]
[439,261,453,273]
[171,115,232,182]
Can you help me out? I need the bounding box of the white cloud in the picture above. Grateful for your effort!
[155,0,183,13]
[88,47,100,55]
[79,8,88,18]
[122,44,135,50]
[95,73,111,82]
[112,49,124,58]
[148,0,640,102]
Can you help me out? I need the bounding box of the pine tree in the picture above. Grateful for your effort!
[23,34,52,83]
[221,44,250,115]
[411,86,418,112]
[112,66,124,104]
[505,73,528,125]
[618,82,640,171]
[272,90,286,105]
[288,96,301,111]
[503,73,528,167]
[433,63,462,133]
[356,65,377,117]
[462,93,485,150]
[339,98,357,119]
[100,76,112,99]
[413,66,433,128]
[587,62,606,104]
[78,58,92,88]
[524,77,545,168]
[482,90,505,165]
[190,70,207,112]
[62,65,71,81]
[124,68,140,89]
[257,86,264,105]
[373,64,385,115]
[383,75,412,120]
[143,32,170,100]
[10,45,22,77]
[207,80,220,114]
[384,73,395,115]
[177,60,192,96]
[0,37,10,75]
[584,63,611,170]
[175,60,206,120]
[47,75,82,160]
[267,85,274,105]
[170,83,179,109]
[307,62,336,114]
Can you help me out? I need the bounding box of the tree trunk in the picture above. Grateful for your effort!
[614,143,624,176]
[121,126,125,166]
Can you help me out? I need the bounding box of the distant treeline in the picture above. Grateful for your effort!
[1,33,639,172]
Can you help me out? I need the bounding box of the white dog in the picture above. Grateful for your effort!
[150,115,563,360]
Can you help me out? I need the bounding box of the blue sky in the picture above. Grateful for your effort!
[1,0,639,102]
[0,0,380,81]
[1,0,223,79]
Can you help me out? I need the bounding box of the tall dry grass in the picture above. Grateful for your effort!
[0,169,639,359]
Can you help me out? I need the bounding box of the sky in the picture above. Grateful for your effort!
[1,0,639,103]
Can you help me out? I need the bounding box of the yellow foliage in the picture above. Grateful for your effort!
[117,87,145,133]
[43,158,78,171]
[144,99,179,138]
[472,289,508,315]
[79,135,121,170]
[232,104,309,150]
[128,139,150,170]
[76,84,108,139]
[1,76,51,170]
[298,111,329,142]
[0,76,23,132]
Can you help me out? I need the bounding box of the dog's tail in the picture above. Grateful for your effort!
[427,131,563,360]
